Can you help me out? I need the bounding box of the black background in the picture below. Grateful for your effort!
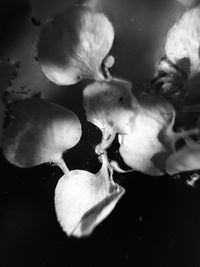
[1,1,200,267]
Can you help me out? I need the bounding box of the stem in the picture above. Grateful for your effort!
[56,158,69,174]
[95,128,116,155]
[110,160,133,173]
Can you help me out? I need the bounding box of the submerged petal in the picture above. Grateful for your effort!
[119,96,175,176]
[38,5,114,85]
[83,78,139,133]
[2,97,82,173]
[54,154,125,237]
[166,141,200,175]
[83,78,139,153]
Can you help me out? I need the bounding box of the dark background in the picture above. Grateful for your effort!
[1,1,200,267]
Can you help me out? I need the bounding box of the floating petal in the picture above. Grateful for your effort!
[2,98,82,173]
[166,141,200,175]
[119,96,175,176]
[83,78,139,153]
[38,5,114,85]
[54,153,125,237]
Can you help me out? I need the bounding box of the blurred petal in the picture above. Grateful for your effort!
[166,141,200,175]
[2,98,81,172]
[54,154,125,237]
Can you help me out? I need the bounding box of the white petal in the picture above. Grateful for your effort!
[74,188,124,237]
[2,98,81,173]
[119,97,176,176]
[119,112,167,176]
[38,6,114,85]
[54,154,125,237]
[83,78,139,134]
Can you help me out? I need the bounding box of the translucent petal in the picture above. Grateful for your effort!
[2,98,82,173]
[54,154,125,237]
[166,141,200,175]
[38,5,114,85]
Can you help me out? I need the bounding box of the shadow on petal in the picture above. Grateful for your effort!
[118,96,176,176]
[72,184,125,237]
[54,153,125,237]
[2,97,82,173]
[83,78,139,154]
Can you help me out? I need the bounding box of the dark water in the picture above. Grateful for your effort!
[1,1,200,267]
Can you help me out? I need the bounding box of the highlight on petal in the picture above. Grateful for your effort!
[83,78,139,153]
[118,96,176,176]
[166,141,200,175]
[2,97,82,173]
[54,153,125,237]
[37,5,114,85]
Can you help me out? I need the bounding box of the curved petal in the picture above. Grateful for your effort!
[38,5,114,85]
[2,98,82,173]
[54,153,125,237]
